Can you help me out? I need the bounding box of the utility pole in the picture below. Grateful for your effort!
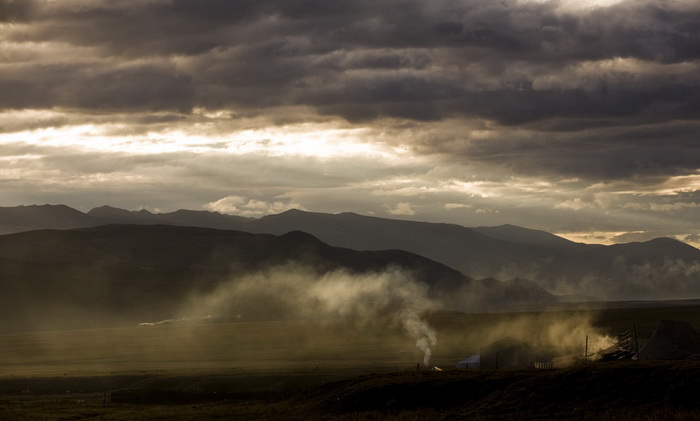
[585,335,588,362]
[633,324,640,360]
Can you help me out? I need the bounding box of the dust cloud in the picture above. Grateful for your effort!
[180,264,440,367]
[2,263,622,375]
[174,264,618,365]
[436,310,617,359]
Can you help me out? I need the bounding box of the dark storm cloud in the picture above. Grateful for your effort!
[0,61,193,112]
[0,0,37,22]
[432,120,700,181]
[7,0,700,114]
[11,1,694,57]
[3,0,700,184]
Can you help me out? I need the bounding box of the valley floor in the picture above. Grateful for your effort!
[2,361,700,420]
[3,304,700,419]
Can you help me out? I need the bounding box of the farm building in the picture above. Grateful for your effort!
[637,320,700,360]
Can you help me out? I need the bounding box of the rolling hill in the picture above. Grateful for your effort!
[2,204,700,301]
[0,224,556,332]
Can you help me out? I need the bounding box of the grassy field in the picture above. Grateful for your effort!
[1,303,700,419]
[0,319,427,376]
[2,362,700,420]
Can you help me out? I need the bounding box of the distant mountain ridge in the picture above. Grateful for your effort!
[0,224,557,331]
[471,224,582,248]
[2,204,700,300]
[0,204,95,232]
[86,205,253,229]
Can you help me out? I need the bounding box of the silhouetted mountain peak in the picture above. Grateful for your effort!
[87,205,134,217]
[610,236,699,254]
[472,224,578,248]
[87,205,162,225]
[259,208,325,221]
[278,230,323,244]
[170,209,216,216]
[0,204,89,231]
[623,237,700,258]
[278,208,306,215]
[25,203,81,213]
[645,237,695,249]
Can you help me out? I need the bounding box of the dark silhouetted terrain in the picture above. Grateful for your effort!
[2,362,700,420]
[0,224,557,331]
[3,204,700,300]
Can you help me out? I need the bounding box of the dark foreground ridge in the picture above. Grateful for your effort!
[314,362,700,419]
[2,361,700,420]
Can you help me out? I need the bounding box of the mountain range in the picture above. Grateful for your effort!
[0,223,556,331]
[2,204,700,305]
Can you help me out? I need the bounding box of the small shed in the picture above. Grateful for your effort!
[455,355,481,369]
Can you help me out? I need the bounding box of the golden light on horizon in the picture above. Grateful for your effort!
[0,116,405,161]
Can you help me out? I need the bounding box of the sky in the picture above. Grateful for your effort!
[1,0,699,246]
